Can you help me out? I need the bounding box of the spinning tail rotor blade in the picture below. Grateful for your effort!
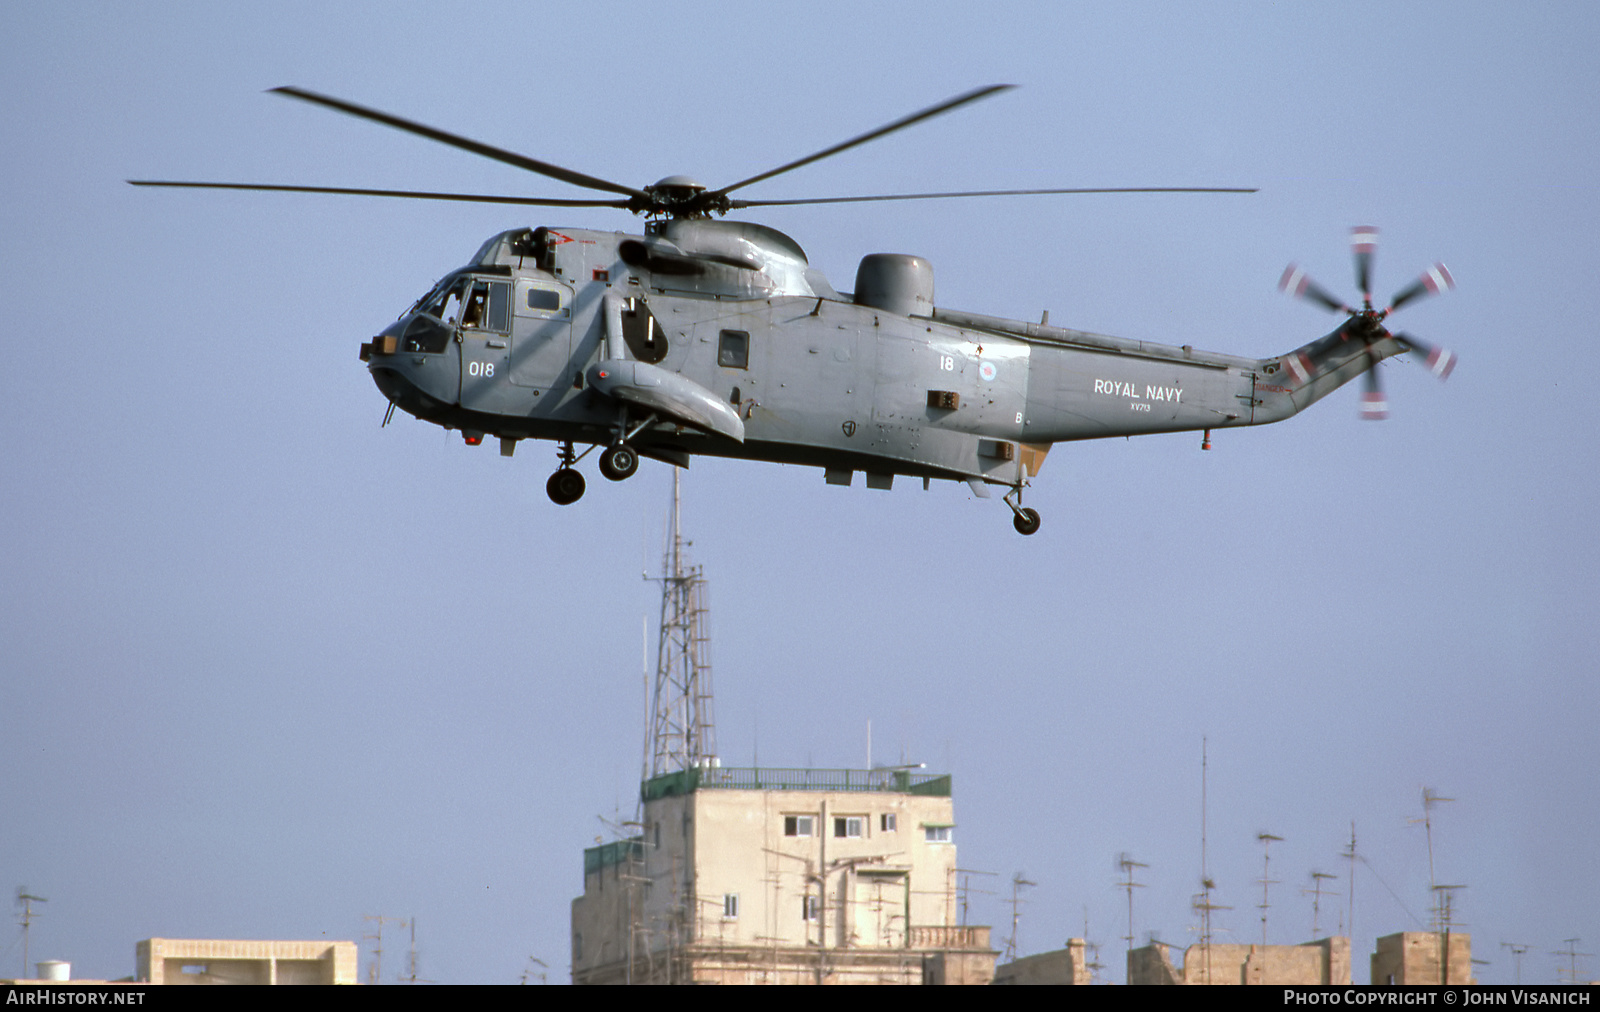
[1394,332,1458,381]
[1351,226,1378,301]
[1279,264,1350,313]
[1388,262,1455,312]
[1360,361,1389,420]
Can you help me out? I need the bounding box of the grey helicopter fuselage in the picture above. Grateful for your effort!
[362,217,1403,491]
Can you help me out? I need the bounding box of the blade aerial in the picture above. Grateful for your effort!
[1393,332,1458,381]
[127,179,632,208]
[1388,262,1455,312]
[732,185,1257,208]
[1350,225,1378,301]
[710,84,1015,199]
[269,86,648,200]
[1279,263,1350,313]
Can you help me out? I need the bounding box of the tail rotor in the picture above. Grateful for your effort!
[1278,227,1458,418]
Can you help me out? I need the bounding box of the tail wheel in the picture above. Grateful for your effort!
[1013,507,1041,536]
[599,443,639,481]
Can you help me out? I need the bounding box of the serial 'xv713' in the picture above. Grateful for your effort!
[131,86,1457,535]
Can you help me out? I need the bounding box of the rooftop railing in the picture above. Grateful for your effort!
[641,766,951,801]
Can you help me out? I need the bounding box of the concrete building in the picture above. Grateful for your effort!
[571,765,996,985]
[1371,932,1472,985]
[136,938,358,985]
[994,938,1095,985]
[1128,937,1351,985]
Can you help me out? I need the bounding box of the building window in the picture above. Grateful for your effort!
[784,815,815,838]
[802,895,819,922]
[924,825,952,843]
[573,933,583,961]
[723,894,739,919]
[881,813,897,832]
[834,816,864,839]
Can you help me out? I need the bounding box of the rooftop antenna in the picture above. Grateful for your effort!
[404,918,420,984]
[1115,852,1148,979]
[1194,737,1220,981]
[1432,885,1466,983]
[1082,907,1106,985]
[1304,871,1338,940]
[519,956,548,984]
[1256,831,1283,947]
[1554,938,1591,986]
[1500,942,1530,985]
[1342,822,1358,945]
[645,469,717,778]
[955,868,996,928]
[1410,788,1454,930]
[15,888,46,979]
[1003,873,1036,962]
[362,914,408,984]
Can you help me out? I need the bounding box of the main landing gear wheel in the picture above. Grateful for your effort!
[1012,507,1041,536]
[546,468,585,505]
[598,443,639,482]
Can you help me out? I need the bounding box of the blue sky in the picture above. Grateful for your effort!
[2,1,1595,985]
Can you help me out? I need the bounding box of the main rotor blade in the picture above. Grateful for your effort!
[712,84,1015,198]
[270,87,647,200]
[731,185,1257,208]
[127,179,631,208]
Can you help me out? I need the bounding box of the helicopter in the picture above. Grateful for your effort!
[131,86,1456,535]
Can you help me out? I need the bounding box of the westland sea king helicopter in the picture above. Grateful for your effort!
[133,86,1456,534]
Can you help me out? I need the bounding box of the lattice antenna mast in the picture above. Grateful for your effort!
[646,470,717,776]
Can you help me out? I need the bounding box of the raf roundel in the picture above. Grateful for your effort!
[979,361,998,382]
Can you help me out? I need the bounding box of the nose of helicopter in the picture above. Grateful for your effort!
[362,315,458,420]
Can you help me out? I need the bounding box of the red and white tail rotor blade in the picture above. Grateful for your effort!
[1360,361,1389,420]
[1388,262,1455,312]
[1393,332,1457,381]
[1279,263,1350,313]
[1350,226,1379,302]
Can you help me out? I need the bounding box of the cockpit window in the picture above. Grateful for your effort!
[461,279,510,333]
[421,276,469,325]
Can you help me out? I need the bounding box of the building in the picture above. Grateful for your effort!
[570,765,996,985]
[1128,937,1351,985]
[1370,932,1472,985]
[994,939,1095,985]
[136,938,358,985]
